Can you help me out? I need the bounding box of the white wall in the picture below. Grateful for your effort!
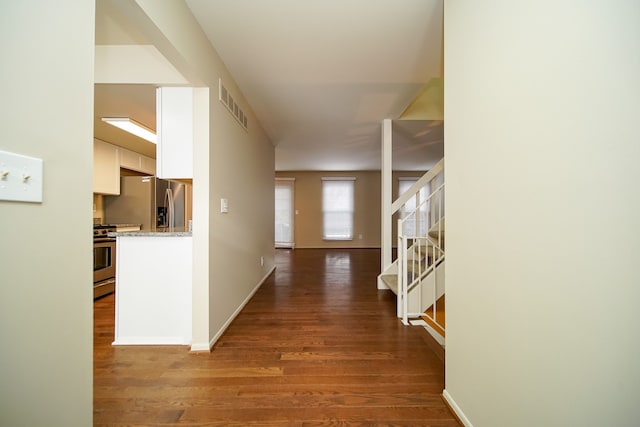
[123,0,275,349]
[0,1,94,426]
[444,2,640,426]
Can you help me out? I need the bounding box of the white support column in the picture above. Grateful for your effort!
[380,119,393,288]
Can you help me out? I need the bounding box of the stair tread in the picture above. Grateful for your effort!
[421,295,445,337]
[380,274,398,295]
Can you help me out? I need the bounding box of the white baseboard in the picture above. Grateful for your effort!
[113,337,190,346]
[189,341,211,352]
[194,266,276,352]
[443,389,473,427]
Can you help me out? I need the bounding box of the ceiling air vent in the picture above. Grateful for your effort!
[219,78,248,131]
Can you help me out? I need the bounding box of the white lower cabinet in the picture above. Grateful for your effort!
[113,235,192,345]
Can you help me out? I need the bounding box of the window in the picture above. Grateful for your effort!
[398,178,429,237]
[322,177,355,240]
[430,170,445,225]
[275,178,295,248]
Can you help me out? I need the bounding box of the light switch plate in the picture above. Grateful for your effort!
[0,150,43,203]
[220,198,229,213]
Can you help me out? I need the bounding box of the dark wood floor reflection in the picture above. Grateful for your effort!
[94,248,457,426]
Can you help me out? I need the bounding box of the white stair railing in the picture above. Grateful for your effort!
[378,159,444,290]
[397,180,445,327]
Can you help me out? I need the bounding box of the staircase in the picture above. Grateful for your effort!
[378,159,445,344]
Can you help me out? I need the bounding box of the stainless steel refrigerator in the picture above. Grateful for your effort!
[104,176,192,231]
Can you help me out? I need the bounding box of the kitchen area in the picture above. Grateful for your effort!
[93,84,195,346]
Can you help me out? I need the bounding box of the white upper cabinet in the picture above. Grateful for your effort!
[94,140,156,195]
[140,155,156,176]
[156,87,193,179]
[93,139,120,195]
[119,147,156,175]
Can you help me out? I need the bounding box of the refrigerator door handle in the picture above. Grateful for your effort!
[164,188,175,230]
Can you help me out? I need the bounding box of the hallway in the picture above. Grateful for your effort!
[94,248,457,425]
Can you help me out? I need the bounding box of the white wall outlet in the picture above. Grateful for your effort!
[260,256,264,266]
[0,150,43,203]
[220,197,228,213]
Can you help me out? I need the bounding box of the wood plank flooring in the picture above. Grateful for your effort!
[94,248,457,426]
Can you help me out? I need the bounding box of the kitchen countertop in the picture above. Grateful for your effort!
[109,230,192,237]
[94,223,142,228]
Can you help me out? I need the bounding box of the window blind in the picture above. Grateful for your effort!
[322,178,355,240]
[275,178,295,247]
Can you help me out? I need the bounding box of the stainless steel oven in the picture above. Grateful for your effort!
[94,225,116,298]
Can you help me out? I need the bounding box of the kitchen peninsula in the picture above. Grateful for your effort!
[110,230,192,346]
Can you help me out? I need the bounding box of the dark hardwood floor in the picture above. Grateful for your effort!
[94,248,457,426]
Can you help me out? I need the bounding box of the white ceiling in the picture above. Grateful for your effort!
[94,0,444,171]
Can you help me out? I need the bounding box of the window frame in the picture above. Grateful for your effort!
[275,178,295,248]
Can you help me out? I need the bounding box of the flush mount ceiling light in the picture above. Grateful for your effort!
[101,117,157,144]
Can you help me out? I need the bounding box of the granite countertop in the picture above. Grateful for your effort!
[109,230,192,237]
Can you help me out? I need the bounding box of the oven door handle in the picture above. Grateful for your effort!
[94,238,116,244]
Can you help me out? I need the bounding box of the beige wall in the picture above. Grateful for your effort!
[0,1,94,425]
[276,170,426,248]
[129,1,275,350]
[444,2,640,426]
